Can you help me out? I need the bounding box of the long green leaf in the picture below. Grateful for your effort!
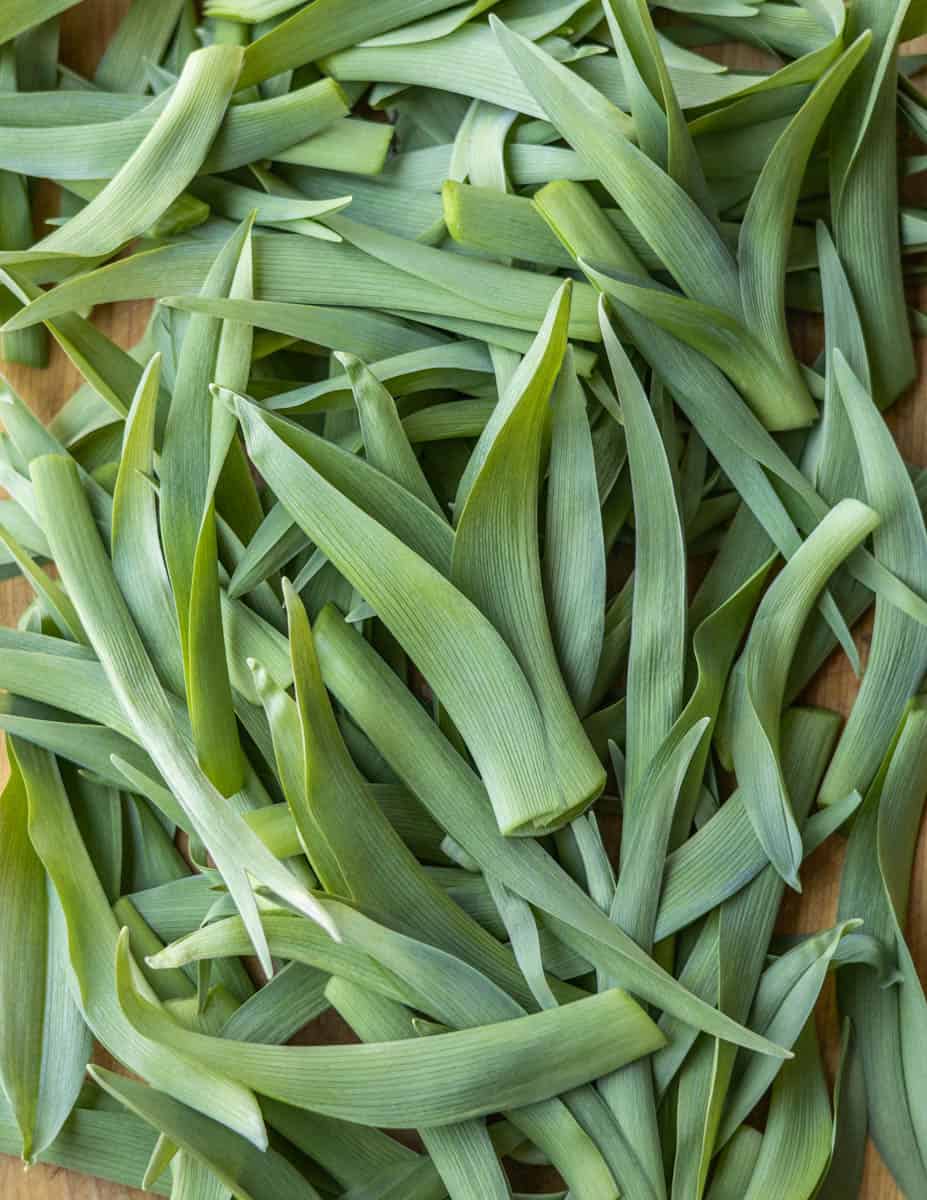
[830,0,915,406]
[0,80,349,183]
[589,270,816,432]
[160,219,255,794]
[451,282,605,832]
[737,34,870,421]
[151,902,627,1199]
[30,453,335,975]
[232,381,601,838]
[239,0,476,87]
[601,308,686,804]
[543,349,606,714]
[837,698,927,1195]
[0,745,90,1162]
[491,17,741,316]
[35,48,242,259]
[121,925,665,1126]
[741,1022,832,1200]
[111,354,185,696]
[3,231,600,340]
[19,729,268,1148]
[729,499,879,888]
[817,353,927,806]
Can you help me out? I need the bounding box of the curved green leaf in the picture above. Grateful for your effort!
[738,34,870,421]
[817,353,927,807]
[451,282,605,832]
[730,499,879,888]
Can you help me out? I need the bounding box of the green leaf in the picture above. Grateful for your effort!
[543,349,606,714]
[717,921,859,1148]
[231,371,603,839]
[160,218,256,795]
[817,353,927,807]
[451,281,605,832]
[0,0,79,42]
[0,745,90,1162]
[190,175,351,232]
[0,1088,168,1195]
[340,352,445,517]
[111,354,185,697]
[737,34,871,422]
[653,704,843,1120]
[268,341,492,415]
[329,979,512,1200]
[729,499,879,888]
[123,924,665,1126]
[162,296,444,362]
[93,0,188,92]
[34,47,243,260]
[491,17,741,316]
[0,79,348,184]
[601,309,686,803]
[153,900,624,1199]
[830,0,915,406]
[322,24,552,117]
[3,228,599,340]
[310,606,791,1057]
[589,268,816,433]
[0,172,48,367]
[597,721,709,1199]
[534,181,907,666]
[90,1061,322,1200]
[31,452,336,976]
[705,1127,762,1200]
[279,581,575,1008]
[741,1021,832,1200]
[837,698,927,1195]
[240,0,477,87]
[168,1153,229,1200]
[600,0,716,219]
[19,730,267,1148]
[815,1021,868,1199]
[0,519,86,642]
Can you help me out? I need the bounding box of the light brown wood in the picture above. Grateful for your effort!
[0,2,921,1196]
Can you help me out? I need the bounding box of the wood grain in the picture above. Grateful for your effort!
[0,2,921,1196]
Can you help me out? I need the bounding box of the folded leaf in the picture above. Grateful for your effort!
[34,47,243,260]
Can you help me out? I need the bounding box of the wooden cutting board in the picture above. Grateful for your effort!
[0,2,922,1196]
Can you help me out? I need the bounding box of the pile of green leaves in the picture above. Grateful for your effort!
[2,0,927,1197]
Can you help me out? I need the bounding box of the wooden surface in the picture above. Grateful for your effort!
[0,2,923,1196]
